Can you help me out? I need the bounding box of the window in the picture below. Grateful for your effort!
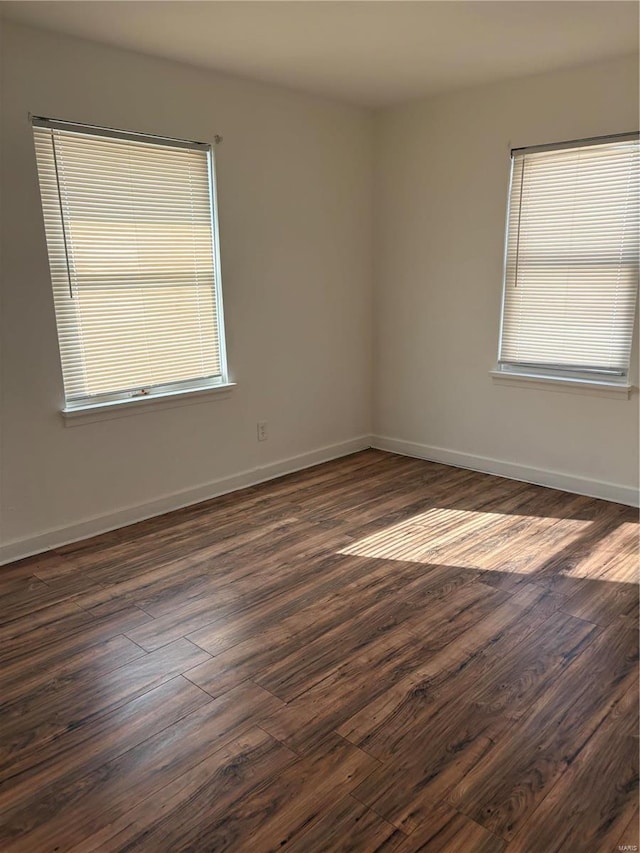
[496,133,639,388]
[33,117,229,412]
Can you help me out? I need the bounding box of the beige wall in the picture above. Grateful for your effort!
[0,21,373,556]
[372,55,639,501]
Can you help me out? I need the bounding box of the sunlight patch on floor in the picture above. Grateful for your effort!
[338,508,603,576]
[559,521,639,584]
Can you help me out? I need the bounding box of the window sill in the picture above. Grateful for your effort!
[62,382,236,426]
[490,369,632,399]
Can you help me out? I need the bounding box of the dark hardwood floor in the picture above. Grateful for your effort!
[0,449,637,852]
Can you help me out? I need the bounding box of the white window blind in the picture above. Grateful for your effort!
[33,118,227,409]
[498,133,639,382]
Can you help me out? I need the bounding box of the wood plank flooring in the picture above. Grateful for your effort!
[0,449,638,852]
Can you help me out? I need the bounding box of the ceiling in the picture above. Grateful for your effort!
[2,1,638,107]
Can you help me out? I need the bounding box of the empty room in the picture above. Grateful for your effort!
[0,1,638,851]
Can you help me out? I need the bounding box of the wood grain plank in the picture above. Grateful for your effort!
[284,795,405,852]
[561,573,639,626]
[253,565,489,703]
[337,583,566,749]
[0,552,76,582]
[0,638,211,778]
[83,731,378,853]
[0,601,151,665]
[258,626,434,754]
[184,559,472,699]
[0,632,146,707]
[184,552,430,657]
[1,685,289,852]
[506,725,638,852]
[0,676,212,813]
[344,608,599,832]
[130,551,396,653]
[0,580,80,624]
[65,727,300,852]
[397,801,504,852]
[0,574,49,597]
[447,622,638,840]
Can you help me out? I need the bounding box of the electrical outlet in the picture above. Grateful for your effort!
[257,421,268,441]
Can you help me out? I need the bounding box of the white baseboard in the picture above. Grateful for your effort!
[371,435,639,508]
[4,432,636,566]
[0,435,373,565]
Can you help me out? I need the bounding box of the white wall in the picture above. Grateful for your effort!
[373,55,639,504]
[0,21,373,558]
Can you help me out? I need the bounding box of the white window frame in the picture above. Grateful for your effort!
[32,117,233,420]
[492,131,639,397]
